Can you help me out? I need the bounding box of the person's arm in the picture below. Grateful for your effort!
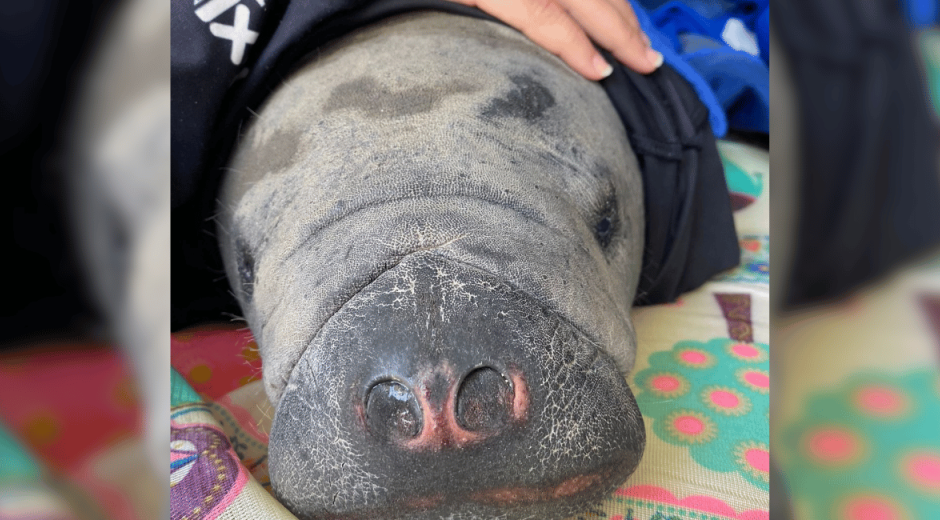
[445,0,664,80]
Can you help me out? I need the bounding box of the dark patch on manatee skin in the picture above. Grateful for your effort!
[481,74,555,121]
[234,237,255,300]
[594,191,619,249]
[325,77,479,119]
[240,125,302,178]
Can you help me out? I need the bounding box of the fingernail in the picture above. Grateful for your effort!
[647,48,664,69]
[594,54,614,78]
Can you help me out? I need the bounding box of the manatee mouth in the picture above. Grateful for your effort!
[267,252,646,520]
[468,469,615,504]
[337,468,620,520]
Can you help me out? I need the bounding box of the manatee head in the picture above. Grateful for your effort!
[218,12,645,520]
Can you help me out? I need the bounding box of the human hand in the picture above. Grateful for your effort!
[446,0,664,80]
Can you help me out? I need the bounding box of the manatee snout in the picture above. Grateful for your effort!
[268,254,645,520]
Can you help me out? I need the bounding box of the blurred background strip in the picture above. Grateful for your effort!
[771,0,940,518]
[1,0,168,519]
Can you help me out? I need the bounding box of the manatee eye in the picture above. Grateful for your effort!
[593,194,618,248]
[234,237,255,299]
[366,381,422,442]
[595,217,613,244]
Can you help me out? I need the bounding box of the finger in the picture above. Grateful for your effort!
[606,0,657,50]
[603,0,644,38]
[448,0,615,81]
[557,0,663,74]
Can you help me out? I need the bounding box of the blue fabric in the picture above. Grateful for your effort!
[756,4,769,64]
[685,44,769,133]
[902,0,938,27]
[636,0,769,134]
[628,0,728,136]
[638,0,737,18]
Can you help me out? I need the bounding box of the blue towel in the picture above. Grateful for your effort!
[629,0,728,136]
[902,0,938,27]
[636,0,769,134]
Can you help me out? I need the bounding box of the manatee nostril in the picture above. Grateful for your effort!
[456,367,513,432]
[365,381,422,442]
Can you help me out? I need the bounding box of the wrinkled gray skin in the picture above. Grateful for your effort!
[219,12,646,520]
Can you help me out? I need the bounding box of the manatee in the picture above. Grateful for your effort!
[218,12,646,520]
